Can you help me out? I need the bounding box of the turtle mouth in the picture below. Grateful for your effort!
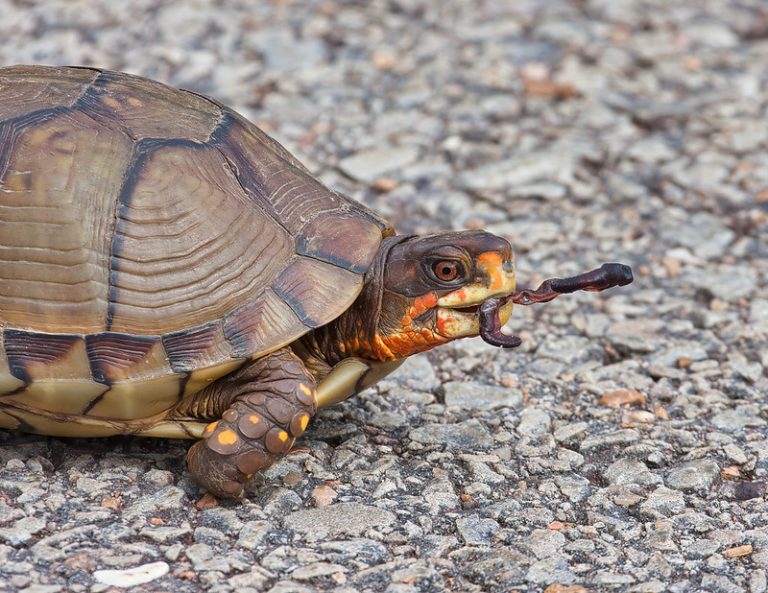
[450,304,481,314]
[444,301,520,347]
[435,298,514,344]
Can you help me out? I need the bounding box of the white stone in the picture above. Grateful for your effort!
[93,562,169,587]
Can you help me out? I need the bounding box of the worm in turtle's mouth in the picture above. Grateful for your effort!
[475,263,634,349]
[478,297,521,348]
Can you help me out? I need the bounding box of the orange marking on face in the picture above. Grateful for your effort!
[411,292,438,318]
[278,430,289,443]
[477,251,505,291]
[435,313,447,335]
[299,384,312,397]
[217,430,238,446]
[204,421,218,434]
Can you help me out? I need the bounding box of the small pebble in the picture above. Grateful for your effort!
[723,544,753,559]
[310,485,338,507]
[93,562,169,587]
[600,389,646,408]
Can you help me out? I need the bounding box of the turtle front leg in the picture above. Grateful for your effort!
[186,347,317,498]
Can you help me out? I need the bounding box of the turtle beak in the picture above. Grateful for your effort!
[434,251,516,340]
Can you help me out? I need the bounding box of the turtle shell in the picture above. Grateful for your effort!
[0,65,391,433]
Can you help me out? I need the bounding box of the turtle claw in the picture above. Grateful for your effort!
[187,440,246,499]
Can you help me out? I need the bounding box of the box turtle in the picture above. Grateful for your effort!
[0,66,633,498]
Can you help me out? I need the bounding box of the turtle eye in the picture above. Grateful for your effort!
[432,260,462,282]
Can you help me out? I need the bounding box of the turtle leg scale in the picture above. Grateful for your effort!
[186,347,317,498]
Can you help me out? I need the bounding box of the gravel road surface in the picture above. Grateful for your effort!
[0,1,767,592]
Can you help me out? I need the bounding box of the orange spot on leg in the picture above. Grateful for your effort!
[290,412,311,437]
[217,430,239,446]
[265,427,292,453]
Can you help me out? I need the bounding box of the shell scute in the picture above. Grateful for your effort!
[0,110,134,334]
[0,66,99,123]
[272,257,363,327]
[3,329,88,384]
[76,69,223,142]
[106,140,294,335]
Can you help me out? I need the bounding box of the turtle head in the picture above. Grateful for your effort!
[352,230,634,361]
[369,230,518,359]
[321,230,633,363]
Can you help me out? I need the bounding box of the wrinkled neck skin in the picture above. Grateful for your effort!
[297,236,439,377]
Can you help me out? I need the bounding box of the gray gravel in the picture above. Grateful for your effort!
[1,0,767,592]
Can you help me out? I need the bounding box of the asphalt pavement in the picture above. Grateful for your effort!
[0,1,766,592]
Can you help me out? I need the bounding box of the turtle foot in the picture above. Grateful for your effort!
[185,347,318,499]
